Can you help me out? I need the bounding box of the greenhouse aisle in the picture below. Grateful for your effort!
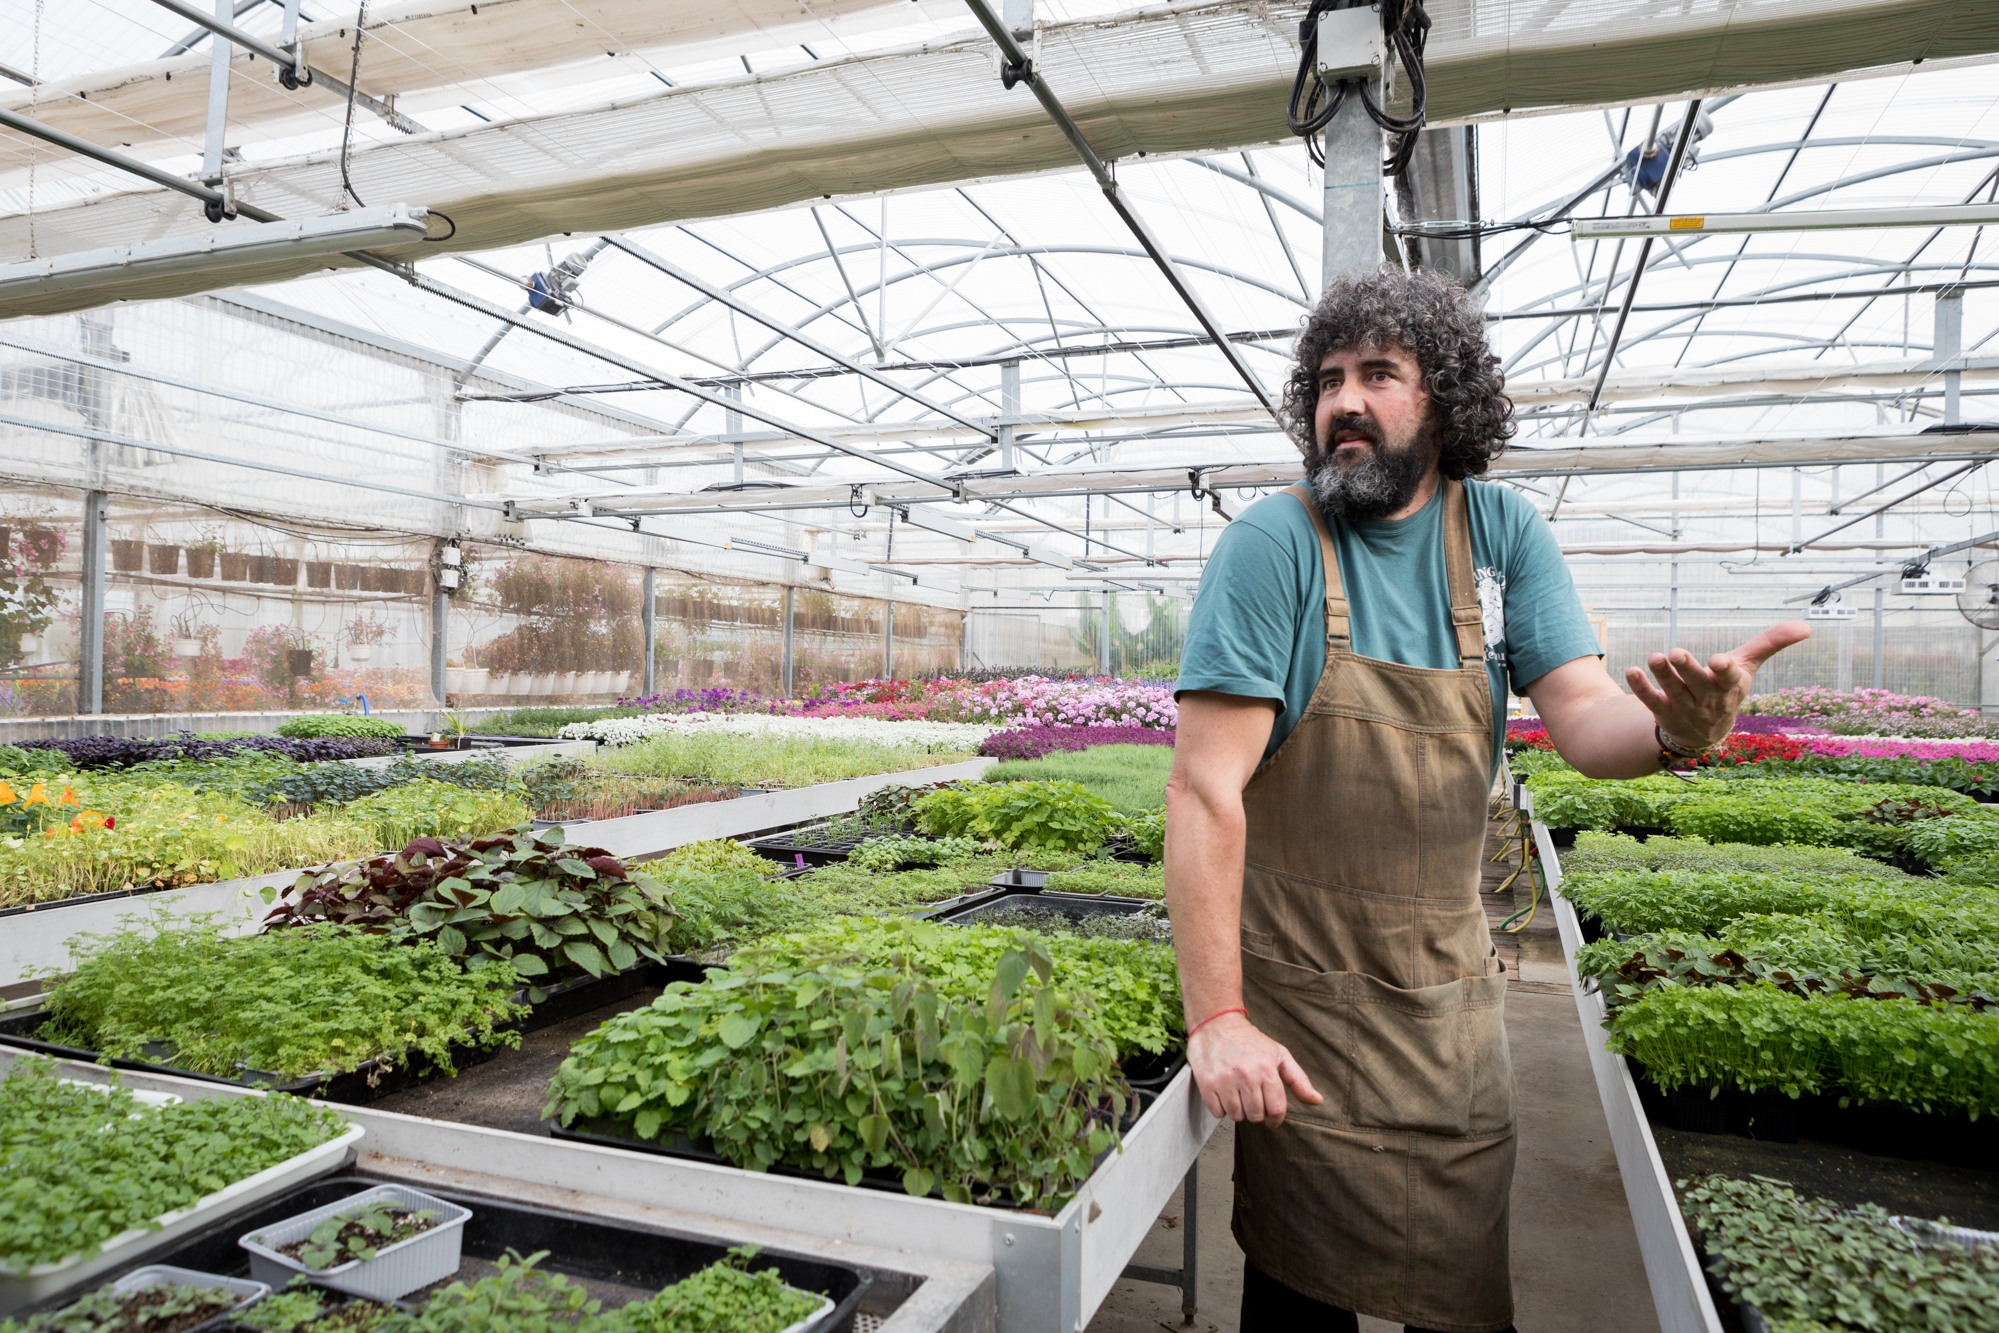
[1089,809,1658,1333]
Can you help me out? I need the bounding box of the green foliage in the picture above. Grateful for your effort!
[0,1276,240,1331]
[41,918,524,1081]
[1907,812,1999,868]
[984,745,1173,815]
[0,744,73,776]
[546,922,1130,1209]
[597,732,973,789]
[913,780,1120,854]
[517,757,592,813]
[380,1250,599,1332]
[1121,809,1166,862]
[270,827,680,997]
[658,856,1019,958]
[740,917,1182,1058]
[1043,861,1165,898]
[657,840,781,880]
[981,904,1173,944]
[341,780,530,851]
[288,1199,442,1271]
[1577,915,1999,1010]
[230,1285,339,1332]
[598,1249,821,1333]
[278,716,406,739]
[1604,983,1999,1116]
[1561,832,1907,881]
[849,835,984,873]
[472,707,639,739]
[0,1058,349,1270]
[1558,866,1997,938]
[1681,1174,1999,1332]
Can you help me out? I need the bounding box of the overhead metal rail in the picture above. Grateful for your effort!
[1575,203,1999,240]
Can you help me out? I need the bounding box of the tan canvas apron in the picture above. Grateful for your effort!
[1229,480,1516,1333]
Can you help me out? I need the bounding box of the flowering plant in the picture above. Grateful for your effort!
[978,725,1178,762]
[1740,687,1982,738]
[0,779,82,838]
[560,711,999,751]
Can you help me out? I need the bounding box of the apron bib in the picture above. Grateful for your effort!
[1229,480,1516,1333]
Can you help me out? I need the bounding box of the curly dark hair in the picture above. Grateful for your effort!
[1282,268,1514,480]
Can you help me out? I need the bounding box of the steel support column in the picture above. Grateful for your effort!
[201,0,231,186]
[1322,83,1384,288]
[1938,287,1965,425]
[430,571,449,707]
[782,585,796,697]
[999,359,1021,471]
[79,491,107,714]
[643,566,658,696]
[884,599,895,679]
[1098,592,1112,675]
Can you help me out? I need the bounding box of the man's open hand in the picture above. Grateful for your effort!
[1188,1012,1323,1126]
[1625,620,1812,750]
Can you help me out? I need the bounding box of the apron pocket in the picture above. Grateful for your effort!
[1347,969,1512,1139]
[1239,944,1352,1126]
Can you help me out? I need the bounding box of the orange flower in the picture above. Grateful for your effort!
[24,782,46,806]
[57,786,79,807]
[0,781,15,805]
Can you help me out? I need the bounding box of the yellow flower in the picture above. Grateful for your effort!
[24,782,46,806]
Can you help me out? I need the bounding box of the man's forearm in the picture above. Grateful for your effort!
[1163,776,1250,1026]
[1548,688,1672,779]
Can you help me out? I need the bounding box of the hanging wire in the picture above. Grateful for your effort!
[337,0,371,209]
[1287,0,1430,175]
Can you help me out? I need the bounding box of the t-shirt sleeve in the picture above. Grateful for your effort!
[1498,491,1603,695]
[1175,516,1304,705]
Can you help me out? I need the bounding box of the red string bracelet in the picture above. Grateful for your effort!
[1187,1006,1247,1039]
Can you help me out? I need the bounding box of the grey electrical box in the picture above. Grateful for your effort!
[1316,6,1383,83]
[1900,575,1967,595]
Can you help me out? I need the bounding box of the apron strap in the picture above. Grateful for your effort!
[1283,485,1351,650]
[1441,479,1486,668]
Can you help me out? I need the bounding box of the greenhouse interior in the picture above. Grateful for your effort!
[2,0,1998,1330]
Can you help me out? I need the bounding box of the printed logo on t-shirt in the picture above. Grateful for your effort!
[1475,566,1507,665]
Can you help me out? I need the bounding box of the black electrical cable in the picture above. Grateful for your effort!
[337,1,369,209]
[1287,0,1431,176]
[424,208,457,242]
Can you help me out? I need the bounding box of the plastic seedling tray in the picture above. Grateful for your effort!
[0,1010,504,1105]
[151,1174,872,1331]
[934,890,1156,927]
[240,1184,470,1302]
[108,1265,268,1331]
[0,1122,363,1316]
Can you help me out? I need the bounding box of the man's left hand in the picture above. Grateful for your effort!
[1624,621,1813,750]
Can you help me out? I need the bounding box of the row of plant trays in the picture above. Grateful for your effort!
[11,1171,866,1333]
[0,957,708,1105]
[1526,799,1998,1333]
[746,821,1157,870]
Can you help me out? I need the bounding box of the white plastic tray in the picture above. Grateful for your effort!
[240,1183,469,1302]
[0,1119,364,1315]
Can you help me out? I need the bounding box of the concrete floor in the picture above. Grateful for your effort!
[1088,811,1659,1333]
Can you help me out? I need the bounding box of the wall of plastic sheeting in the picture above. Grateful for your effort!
[0,486,81,718]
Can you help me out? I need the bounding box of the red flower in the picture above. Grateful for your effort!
[103,816,115,830]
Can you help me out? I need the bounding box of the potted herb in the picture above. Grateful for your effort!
[240,1185,469,1302]
[345,614,391,664]
[111,538,144,574]
[147,543,181,577]
[171,611,204,659]
[186,539,220,581]
[220,551,250,582]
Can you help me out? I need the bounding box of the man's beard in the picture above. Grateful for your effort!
[1305,413,1441,520]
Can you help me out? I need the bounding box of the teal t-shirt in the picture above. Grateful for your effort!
[1175,478,1602,775]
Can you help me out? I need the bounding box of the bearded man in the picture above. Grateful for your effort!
[1166,269,1807,1333]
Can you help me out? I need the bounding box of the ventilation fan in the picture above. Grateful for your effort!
[1957,561,1999,631]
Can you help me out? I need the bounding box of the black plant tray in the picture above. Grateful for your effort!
[141,1173,873,1333]
[933,889,1157,927]
[0,1009,508,1104]
[550,1090,1153,1213]
[1119,1047,1186,1093]
[0,880,182,921]
[1633,1072,1999,1172]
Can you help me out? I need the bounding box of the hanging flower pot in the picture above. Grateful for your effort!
[306,561,333,588]
[348,644,374,662]
[174,637,202,657]
[110,539,143,573]
[186,547,218,579]
[18,632,41,653]
[270,558,300,586]
[147,543,181,576]
[220,552,250,581]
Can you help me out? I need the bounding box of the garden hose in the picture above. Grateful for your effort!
[1497,829,1540,934]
